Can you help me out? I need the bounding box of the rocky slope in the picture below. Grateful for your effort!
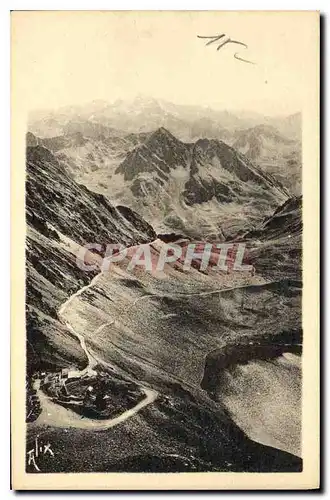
[28,228,302,471]
[25,110,302,473]
[26,143,156,373]
[239,196,302,280]
[26,130,148,193]
[29,126,291,241]
[26,187,302,473]
[29,193,301,469]
[112,127,289,239]
[33,209,301,471]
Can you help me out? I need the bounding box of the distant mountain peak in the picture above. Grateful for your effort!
[150,126,177,139]
[158,126,171,134]
[116,127,190,182]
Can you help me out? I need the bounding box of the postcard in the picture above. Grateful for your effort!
[11,10,319,490]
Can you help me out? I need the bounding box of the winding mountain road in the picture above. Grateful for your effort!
[32,273,158,431]
[34,248,282,432]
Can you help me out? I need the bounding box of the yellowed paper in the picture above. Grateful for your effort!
[11,10,319,490]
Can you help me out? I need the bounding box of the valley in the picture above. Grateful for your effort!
[25,98,303,473]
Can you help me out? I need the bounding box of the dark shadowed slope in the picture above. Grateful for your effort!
[26,144,155,373]
[240,196,302,280]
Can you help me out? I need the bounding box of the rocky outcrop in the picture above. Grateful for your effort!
[115,128,191,182]
[183,138,288,206]
[113,128,289,239]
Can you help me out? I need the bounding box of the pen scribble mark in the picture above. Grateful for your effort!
[197,34,255,65]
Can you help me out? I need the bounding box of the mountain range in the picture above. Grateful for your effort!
[29,95,301,137]
[27,124,292,241]
[28,96,301,194]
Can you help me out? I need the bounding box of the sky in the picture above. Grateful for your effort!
[12,11,318,116]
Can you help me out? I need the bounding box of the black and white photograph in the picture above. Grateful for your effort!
[10,10,320,490]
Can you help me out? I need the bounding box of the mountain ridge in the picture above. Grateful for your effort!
[112,127,289,239]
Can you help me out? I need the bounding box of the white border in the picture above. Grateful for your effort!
[3,1,327,498]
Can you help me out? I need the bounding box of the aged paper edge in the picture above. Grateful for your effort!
[10,10,320,490]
